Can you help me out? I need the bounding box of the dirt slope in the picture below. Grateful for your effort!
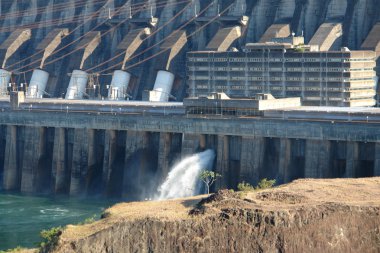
[53,178,380,253]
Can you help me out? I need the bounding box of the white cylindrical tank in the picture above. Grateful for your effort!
[26,69,49,98]
[65,70,88,99]
[149,70,175,102]
[108,70,131,100]
[0,69,11,95]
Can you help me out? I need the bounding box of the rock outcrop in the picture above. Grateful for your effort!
[51,177,380,253]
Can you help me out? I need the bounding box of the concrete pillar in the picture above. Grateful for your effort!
[102,130,117,192]
[181,133,201,157]
[3,125,20,191]
[122,131,149,198]
[374,142,380,176]
[52,128,68,194]
[157,132,172,183]
[215,135,229,189]
[21,127,45,193]
[70,129,89,196]
[278,138,291,183]
[239,136,265,185]
[345,142,359,178]
[304,140,331,178]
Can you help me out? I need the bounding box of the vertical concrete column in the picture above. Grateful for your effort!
[157,132,172,183]
[21,127,45,193]
[102,130,117,192]
[70,129,89,196]
[86,129,96,191]
[239,136,265,185]
[374,142,380,176]
[181,133,201,157]
[52,128,67,194]
[304,140,331,178]
[345,142,359,178]
[3,125,20,191]
[122,131,149,198]
[215,135,229,189]
[278,138,291,183]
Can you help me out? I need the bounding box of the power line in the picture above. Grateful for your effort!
[104,2,234,74]
[14,0,190,74]
[96,1,217,74]
[86,0,196,72]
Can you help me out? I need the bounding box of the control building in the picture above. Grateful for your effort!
[187,38,377,107]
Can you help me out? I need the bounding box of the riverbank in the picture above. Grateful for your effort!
[40,177,380,252]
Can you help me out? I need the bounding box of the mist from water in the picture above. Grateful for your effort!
[156,149,215,200]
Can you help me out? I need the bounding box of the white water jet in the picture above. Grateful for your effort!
[156,149,215,200]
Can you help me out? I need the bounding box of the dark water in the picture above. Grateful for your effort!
[0,193,115,251]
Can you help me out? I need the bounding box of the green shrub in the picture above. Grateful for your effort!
[237,181,255,192]
[256,178,276,190]
[77,215,97,225]
[39,226,62,253]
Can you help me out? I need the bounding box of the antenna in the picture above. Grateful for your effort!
[108,8,111,19]
[129,6,132,19]
[150,5,153,18]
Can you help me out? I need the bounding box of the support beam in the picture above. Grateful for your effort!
[3,126,20,190]
[304,140,331,178]
[70,129,89,196]
[345,142,359,178]
[21,127,45,193]
[35,28,69,68]
[0,29,31,68]
[157,132,172,183]
[118,28,150,70]
[52,128,68,194]
[181,133,201,157]
[278,138,291,183]
[375,142,380,176]
[239,136,265,185]
[102,130,117,193]
[215,135,229,189]
[206,26,241,51]
[259,24,290,43]
[309,23,342,51]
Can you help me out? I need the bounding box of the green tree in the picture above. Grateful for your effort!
[199,170,221,194]
[256,178,276,190]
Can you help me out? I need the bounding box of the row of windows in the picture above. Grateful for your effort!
[188,66,373,72]
[195,84,351,92]
[189,76,375,82]
[188,57,374,63]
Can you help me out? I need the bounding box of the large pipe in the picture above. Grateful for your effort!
[26,69,49,98]
[108,70,131,100]
[0,69,11,95]
[65,70,88,100]
[149,70,175,102]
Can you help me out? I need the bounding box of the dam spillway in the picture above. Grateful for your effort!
[1,94,380,199]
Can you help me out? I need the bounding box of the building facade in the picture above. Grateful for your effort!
[187,44,377,107]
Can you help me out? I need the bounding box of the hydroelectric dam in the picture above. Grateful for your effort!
[1,0,380,199]
[1,93,380,199]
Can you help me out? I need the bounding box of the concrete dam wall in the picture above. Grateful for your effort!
[1,104,380,199]
[0,0,380,101]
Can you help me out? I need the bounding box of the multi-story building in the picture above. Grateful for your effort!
[187,42,377,107]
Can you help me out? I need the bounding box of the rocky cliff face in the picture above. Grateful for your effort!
[1,0,380,101]
[50,178,380,253]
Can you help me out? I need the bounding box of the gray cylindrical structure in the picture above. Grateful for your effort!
[65,70,88,100]
[0,69,11,95]
[149,70,175,102]
[108,70,131,100]
[26,69,49,98]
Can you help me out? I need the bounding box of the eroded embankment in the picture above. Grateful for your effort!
[50,178,380,253]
